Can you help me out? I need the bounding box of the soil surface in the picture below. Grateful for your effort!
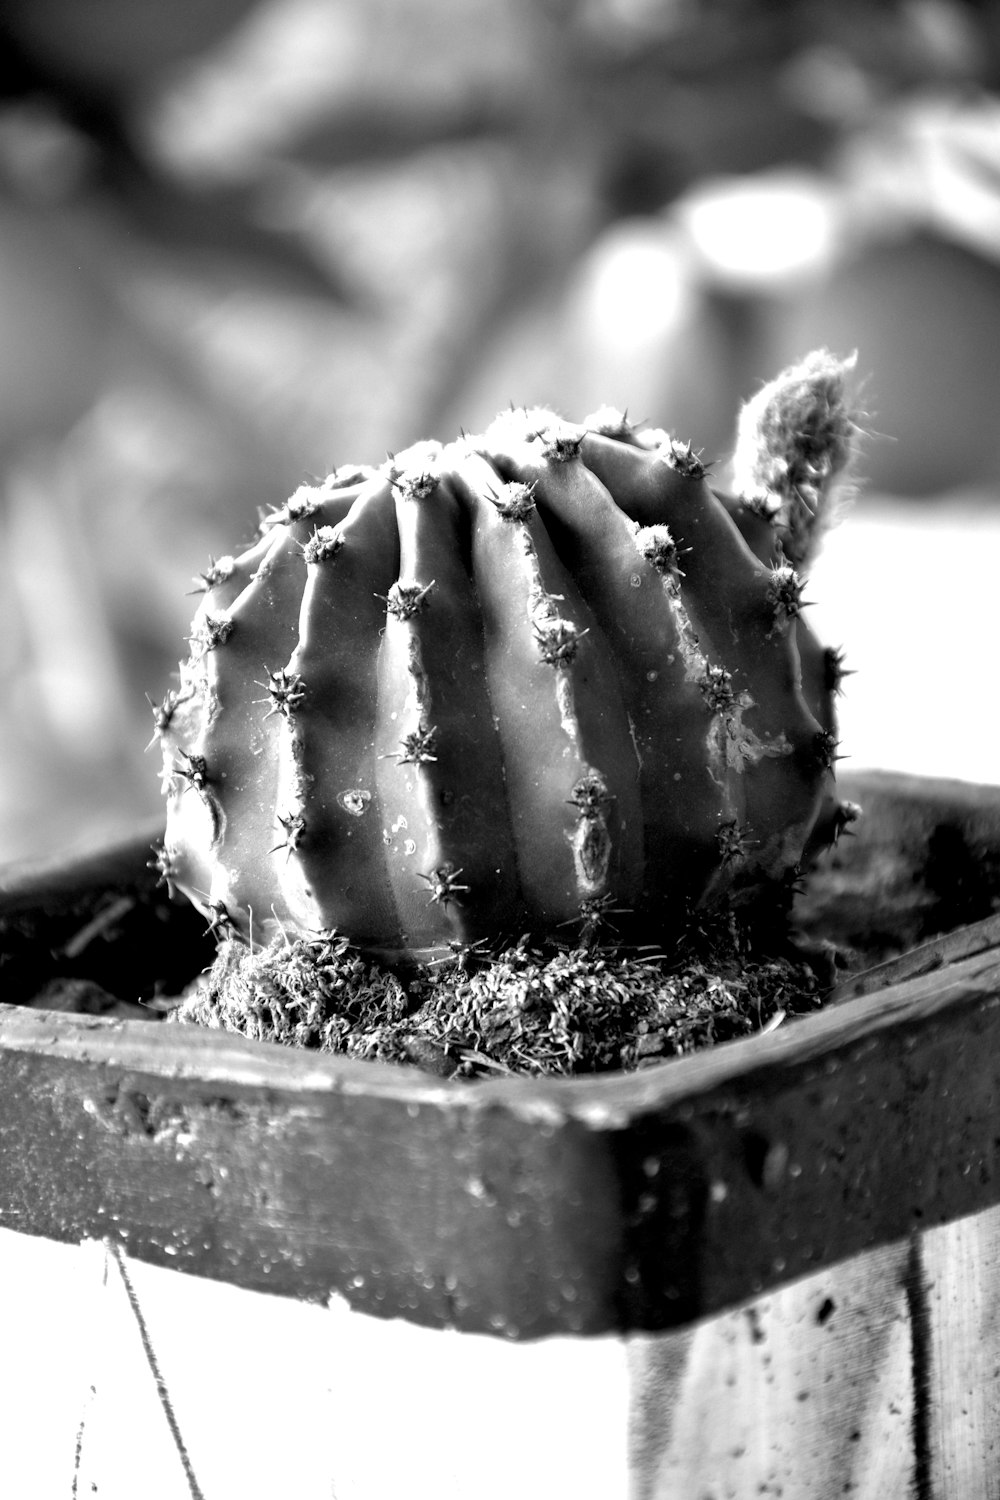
[172,918,827,1079]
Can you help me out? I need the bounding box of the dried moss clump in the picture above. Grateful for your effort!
[173,930,823,1079]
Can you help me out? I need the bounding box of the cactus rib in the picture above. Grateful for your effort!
[159,355,859,963]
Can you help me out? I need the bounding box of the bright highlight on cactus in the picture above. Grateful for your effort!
[155,351,859,980]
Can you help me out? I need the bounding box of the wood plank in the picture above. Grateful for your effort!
[0,1226,632,1500]
[628,1238,916,1498]
[920,1205,1000,1499]
[796,769,1000,963]
[830,911,1000,1002]
[0,819,164,908]
[2,937,1000,1335]
[75,1241,344,1500]
[0,819,211,1007]
[7,1215,1000,1497]
[0,1228,103,1497]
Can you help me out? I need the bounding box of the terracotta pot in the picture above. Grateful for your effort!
[2,769,1000,1498]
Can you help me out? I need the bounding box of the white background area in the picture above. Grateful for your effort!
[807,496,1000,787]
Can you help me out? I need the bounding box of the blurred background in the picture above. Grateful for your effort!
[2,0,1000,865]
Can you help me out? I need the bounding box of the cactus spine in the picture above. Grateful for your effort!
[157,353,858,965]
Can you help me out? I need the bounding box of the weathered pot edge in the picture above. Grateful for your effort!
[3,767,1000,1340]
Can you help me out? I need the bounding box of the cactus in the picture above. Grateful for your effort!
[155,351,859,975]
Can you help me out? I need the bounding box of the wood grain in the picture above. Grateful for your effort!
[4,1214,1000,1497]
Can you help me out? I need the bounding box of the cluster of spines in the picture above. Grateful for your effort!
[191,555,236,594]
[301,527,343,565]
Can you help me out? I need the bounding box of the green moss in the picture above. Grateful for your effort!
[172,922,824,1079]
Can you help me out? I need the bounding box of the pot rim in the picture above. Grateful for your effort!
[2,768,1000,1339]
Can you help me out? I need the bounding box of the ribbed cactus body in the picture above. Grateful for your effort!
[159,366,854,964]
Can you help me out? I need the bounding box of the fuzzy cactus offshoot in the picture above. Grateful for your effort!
[156,353,858,977]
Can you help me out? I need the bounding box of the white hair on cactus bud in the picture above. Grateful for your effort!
[731,349,861,571]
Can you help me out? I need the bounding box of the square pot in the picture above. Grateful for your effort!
[2,769,1000,1498]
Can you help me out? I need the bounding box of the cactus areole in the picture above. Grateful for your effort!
[157,353,858,971]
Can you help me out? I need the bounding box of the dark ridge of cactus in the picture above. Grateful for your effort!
[158,354,860,969]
